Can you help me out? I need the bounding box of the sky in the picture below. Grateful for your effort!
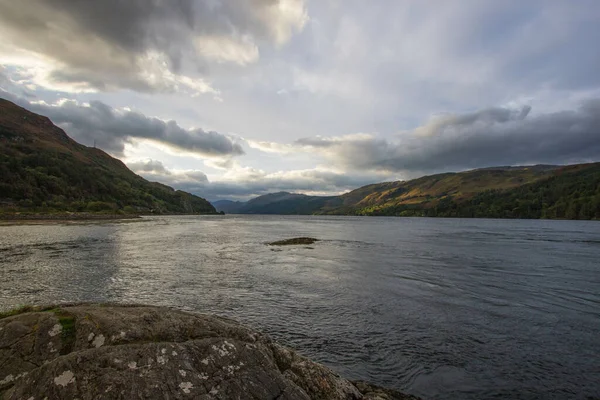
[1,0,599,201]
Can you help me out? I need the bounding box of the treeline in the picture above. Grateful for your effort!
[356,166,600,220]
[0,141,215,215]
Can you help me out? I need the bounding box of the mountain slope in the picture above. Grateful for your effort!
[330,163,600,219]
[212,200,246,214]
[327,165,559,213]
[218,164,600,219]
[237,192,338,214]
[0,98,216,214]
[213,192,341,215]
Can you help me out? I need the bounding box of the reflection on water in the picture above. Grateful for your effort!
[1,215,599,400]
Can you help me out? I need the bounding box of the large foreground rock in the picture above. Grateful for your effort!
[0,304,418,399]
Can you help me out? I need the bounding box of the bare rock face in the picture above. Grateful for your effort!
[0,304,418,400]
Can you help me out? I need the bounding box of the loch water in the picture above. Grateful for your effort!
[1,215,599,399]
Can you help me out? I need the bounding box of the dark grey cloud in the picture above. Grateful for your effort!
[40,0,195,57]
[0,0,307,92]
[294,101,600,173]
[3,94,244,158]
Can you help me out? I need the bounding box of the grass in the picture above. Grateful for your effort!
[0,305,59,319]
[0,305,35,319]
[54,311,76,354]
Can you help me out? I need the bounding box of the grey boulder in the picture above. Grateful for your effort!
[0,304,418,399]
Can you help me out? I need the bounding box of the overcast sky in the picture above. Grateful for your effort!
[1,0,599,200]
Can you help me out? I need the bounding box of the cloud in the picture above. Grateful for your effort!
[247,140,297,154]
[126,159,171,175]
[0,0,308,93]
[127,159,208,185]
[266,1,600,138]
[259,101,600,174]
[128,159,392,201]
[206,166,392,200]
[194,35,259,66]
[3,93,244,158]
[3,2,600,203]
[248,133,374,154]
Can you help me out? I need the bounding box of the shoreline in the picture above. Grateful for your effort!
[0,212,225,224]
[0,212,141,223]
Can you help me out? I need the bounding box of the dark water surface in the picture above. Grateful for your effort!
[1,215,599,399]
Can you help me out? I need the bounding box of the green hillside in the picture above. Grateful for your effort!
[214,164,600,220]
[336,164,600,219]
[0,98,216,215]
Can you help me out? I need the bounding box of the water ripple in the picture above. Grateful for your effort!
[0,216,599,400]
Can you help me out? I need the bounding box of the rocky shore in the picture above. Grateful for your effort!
[0,212,141,221]
[0,304,419,399]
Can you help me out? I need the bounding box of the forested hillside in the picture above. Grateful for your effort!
[329,164,600,219]
[214,164,600,220]
[0,98,216,215]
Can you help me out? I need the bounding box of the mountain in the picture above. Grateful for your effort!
[217,164,600,219]
[212,199,246,214]
[0,98,216,215]
[237,192,337,214]
[213,192,340,214]
[326,163,600,218]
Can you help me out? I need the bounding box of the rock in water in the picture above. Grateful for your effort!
[0,304,418,400]
[268,237,319,246]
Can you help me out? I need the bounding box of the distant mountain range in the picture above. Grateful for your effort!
[213,192,338,215]
[213,163,600,219]
[0,98,216,215]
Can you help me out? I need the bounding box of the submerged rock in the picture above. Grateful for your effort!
[0,304,418,400]
[268,237,319,246]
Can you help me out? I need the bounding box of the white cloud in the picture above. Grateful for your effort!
[127,159,208,185]
[194,35,259,66]
[127,158,395,201]
[255,0,309,45]
[246,140,297,154]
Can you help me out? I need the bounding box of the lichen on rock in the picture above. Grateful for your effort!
[0,304,418,399]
